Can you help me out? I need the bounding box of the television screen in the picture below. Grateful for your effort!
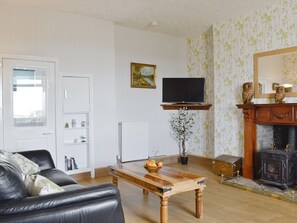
[162,78,205,103]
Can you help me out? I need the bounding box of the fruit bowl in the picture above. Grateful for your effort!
[144,159,163,173]
[144,165,162,173]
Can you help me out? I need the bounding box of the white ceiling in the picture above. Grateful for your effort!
[1,0,285,37]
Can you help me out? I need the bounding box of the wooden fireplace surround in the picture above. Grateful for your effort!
[237,103,297,179]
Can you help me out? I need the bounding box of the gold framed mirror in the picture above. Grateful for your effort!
[254,46,297,98]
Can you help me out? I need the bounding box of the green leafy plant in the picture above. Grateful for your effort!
[169,107,196,157]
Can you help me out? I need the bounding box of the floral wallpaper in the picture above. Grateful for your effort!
[187,28,214,157]
[187,0,297,158]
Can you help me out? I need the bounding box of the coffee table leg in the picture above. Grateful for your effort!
[195,188,203,218]
[112,176,118,187]
[160,196,169,223]
[143,189,149,195]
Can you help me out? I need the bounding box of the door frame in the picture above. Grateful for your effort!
[0,54,59,163]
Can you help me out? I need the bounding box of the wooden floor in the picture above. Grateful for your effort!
[78,162,297,223]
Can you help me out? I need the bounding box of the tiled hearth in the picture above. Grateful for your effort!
[223,176,297,204]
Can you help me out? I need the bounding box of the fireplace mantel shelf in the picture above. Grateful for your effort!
[237,103,297,180]
[237,103,297,125]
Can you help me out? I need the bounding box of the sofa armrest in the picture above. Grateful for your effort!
[18,150,55,170]
[0,184,125,223]
[0,183,118,215]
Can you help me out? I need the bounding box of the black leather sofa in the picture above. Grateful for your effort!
[0,150,125,223]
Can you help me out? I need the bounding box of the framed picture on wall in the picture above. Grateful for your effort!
[130,62,156,88]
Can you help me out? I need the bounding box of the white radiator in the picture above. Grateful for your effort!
[118,121,149,162]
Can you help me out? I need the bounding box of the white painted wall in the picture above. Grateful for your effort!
[115,26,187,157]
[0,2,188,168]
[0,2,117,167]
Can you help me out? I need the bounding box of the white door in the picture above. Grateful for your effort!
[2,58,56,160]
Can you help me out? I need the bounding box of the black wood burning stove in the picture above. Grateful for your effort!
[260,149,297,189]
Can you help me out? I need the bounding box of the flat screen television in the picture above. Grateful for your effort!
[162,78,205,103]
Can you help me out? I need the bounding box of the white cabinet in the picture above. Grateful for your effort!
[57,74,94,177]
[63,77,90,113]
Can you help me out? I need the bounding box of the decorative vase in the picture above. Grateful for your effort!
[180,139,188,164]
[180,156,188,165]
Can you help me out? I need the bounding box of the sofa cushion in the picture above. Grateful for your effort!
[0,152,23,174]
[18,150,55,171]
[24,174,65,196]
[0,155,28,201]
[0,150,12,157]
[39,168,78,186]
[7,153,40,175]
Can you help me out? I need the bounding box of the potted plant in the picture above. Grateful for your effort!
[169,107,196,164]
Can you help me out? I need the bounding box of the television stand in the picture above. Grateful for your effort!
[160,103,212,110]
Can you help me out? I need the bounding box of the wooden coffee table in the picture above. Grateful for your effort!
[110,162,206,223]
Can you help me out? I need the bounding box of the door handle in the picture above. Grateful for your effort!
[42,131,54,135]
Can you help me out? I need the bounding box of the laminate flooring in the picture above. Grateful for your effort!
[78,162,297,223]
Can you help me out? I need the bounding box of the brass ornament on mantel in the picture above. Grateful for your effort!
[275,86,286,104]
[242,82,254,104]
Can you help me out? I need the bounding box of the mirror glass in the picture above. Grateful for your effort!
[254,46,297,98]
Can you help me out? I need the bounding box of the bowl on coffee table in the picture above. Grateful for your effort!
[144,159,163,173]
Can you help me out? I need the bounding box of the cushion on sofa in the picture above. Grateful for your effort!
[0,150,12,157]
[8,153,40,175]
[24,174,65,196]
[18,150,55,171]
[0,152,23,174]
[0,155,28,201]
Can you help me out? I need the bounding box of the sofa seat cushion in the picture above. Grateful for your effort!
[39,168,77,186]
[0,155,28,201]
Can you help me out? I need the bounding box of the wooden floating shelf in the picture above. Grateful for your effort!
[161,103,212,110]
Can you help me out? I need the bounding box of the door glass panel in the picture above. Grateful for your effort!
[12,68,47,127]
